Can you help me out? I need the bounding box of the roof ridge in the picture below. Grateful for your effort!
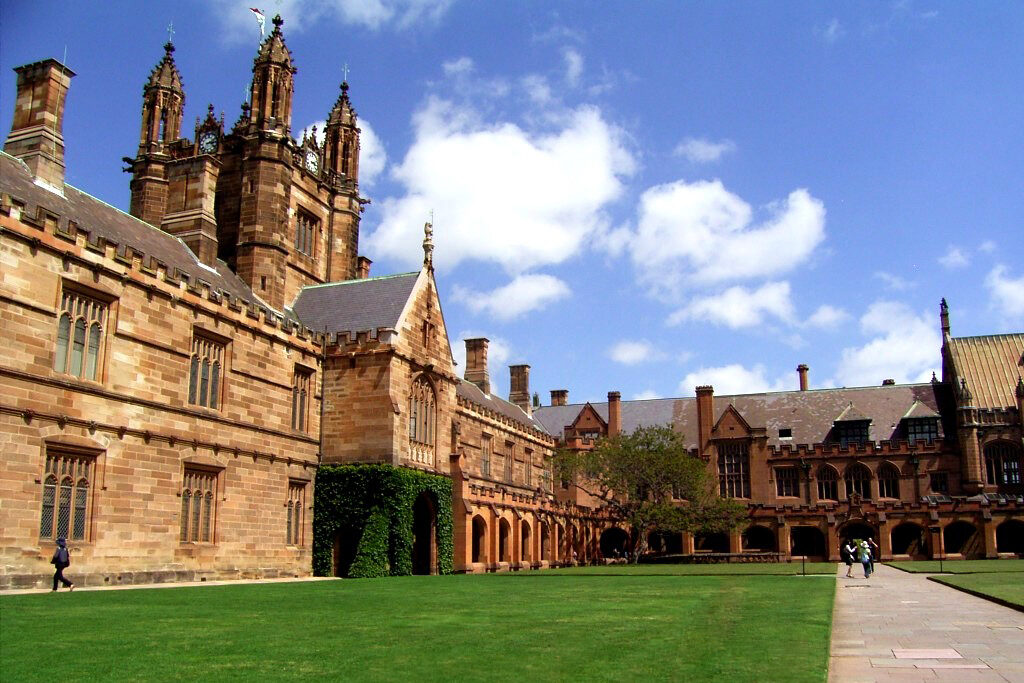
[951,332,1024,342]
[300,271,419,290]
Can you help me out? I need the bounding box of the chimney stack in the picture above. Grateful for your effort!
[607,391,621,436]
[357,256,372,279]
[550,389,569,406]
[4,59,75,189]
[695,385,714,456]
[509,365,532,416]
[882,379,895,386]
[464,338,490,394]
[797,364,809,391]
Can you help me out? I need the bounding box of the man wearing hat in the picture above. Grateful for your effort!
[50,537,74,592]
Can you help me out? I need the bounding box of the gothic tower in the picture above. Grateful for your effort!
[128,41,184,227]
[323,80,363,282]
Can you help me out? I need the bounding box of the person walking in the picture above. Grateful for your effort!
[842,539,857,578]
[867,536,879,573]
[50,537,74,592]
[858,539,872,579]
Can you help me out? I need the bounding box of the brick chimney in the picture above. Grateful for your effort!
[357,256,372,279]
[4,59,75,189]
[550,389,568,406]
[882,379,895,386]
[797,364,809,391]
[464,338,490,394]
[509,365,531,416]
[696,385,714,456]
[607,391,621,436]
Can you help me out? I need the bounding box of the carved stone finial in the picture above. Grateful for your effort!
[940,297,948,313]
[273,14,284,30]
[959,378,972,403]
[164,41,175,55]
[931,371,938,384]
[1016,376,1024,399]
[423,221,434,267]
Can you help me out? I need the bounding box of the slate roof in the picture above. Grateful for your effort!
[457,379,551,435]
[290,272,419,335]
[533,383,953,449]
[946,334,1024,410]
[0,153,259,305]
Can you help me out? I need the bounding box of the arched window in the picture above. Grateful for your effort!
[846,463,872,500]
[408,376,436,465]
[188,334,224,409]
[39,452,94,541]
[53,290,107,381]
[878,464,900,499]
[180,468,217,543]
[817,465,839,500]
[985,442,1022,487]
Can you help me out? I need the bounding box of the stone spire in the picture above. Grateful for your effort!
[324,79,359,184]
[248,14,295,134]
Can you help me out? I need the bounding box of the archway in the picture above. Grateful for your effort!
[540,522,550,561]
[412,492,436,575]
[471,515,487,564]
[742,525,776,552]
[996,520,1024,554]
[839,522,876,545]
[600,527,629,558]
[791,526,826,557]
[521,521,532,563]
[695,531,729,553]
[944,521,980,558]
[498,518,512,563]
[332,527,359,578]
[890,522,927,557]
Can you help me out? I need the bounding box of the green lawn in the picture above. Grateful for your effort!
[1,570,834,682]
[886,559,1024,574]
[929,573,1024,609]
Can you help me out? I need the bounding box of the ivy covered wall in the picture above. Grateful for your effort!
[313,464,453,578]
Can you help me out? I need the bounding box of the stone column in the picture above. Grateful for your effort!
[777,525,791,559]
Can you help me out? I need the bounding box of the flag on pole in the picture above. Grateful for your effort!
[250,8,265,37]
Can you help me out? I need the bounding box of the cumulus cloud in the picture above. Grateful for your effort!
[985,265,1024,320]
[673,137,737,163]
[938,245,969,269]
[564,48,584,86]
[365,97,636,273]
[678,364,791,396]
[818,18,845,43]
[451,274,570,321]
[443,57,474,77]
[833,301,941,387]
[805,304,850,330]
[626,180,825,297]
[874,271,915,291]
[608,340,667,365]
[667,281,795,329]
[978,240,996,254]
[216,0,454,38]
[633,389,662,400]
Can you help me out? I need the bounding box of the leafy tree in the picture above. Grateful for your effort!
[554,424,746,560]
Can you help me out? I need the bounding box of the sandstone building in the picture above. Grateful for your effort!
[1,18,1020,589]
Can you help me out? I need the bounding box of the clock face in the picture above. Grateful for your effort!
[305,149,319,173]
[198,131,217,154]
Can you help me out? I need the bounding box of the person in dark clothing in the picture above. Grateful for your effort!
[50,537,74,592]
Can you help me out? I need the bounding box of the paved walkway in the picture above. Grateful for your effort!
[829,563,1024,682]
[0,575,338,596]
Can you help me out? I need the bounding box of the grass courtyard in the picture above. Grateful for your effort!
[886,559,1024,574]
[1,565,835,682]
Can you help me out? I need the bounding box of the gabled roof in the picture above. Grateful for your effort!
[570,402,607,430]
[534,383,952,449]
[946,334,1024,410]
[457,379,550,435]
[834,403,872,423]
[903,399,940,420]
[0,153,258,305]
[291,272,419,336]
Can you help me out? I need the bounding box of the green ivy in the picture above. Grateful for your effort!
[313,464,453,578]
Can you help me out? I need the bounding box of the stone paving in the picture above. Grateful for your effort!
[829,563,1024,682]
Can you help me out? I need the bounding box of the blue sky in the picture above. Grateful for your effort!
[3,1,1022,405]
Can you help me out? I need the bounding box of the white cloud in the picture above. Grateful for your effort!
[874,271,915,291]
[985,265,1024,320]
[300,118,387,187]
[442,57,474,77]
[805,304,850,330]
[563,48,584,86]
[938,245,969,269]
[834,301,941,387]
[818,18,845,43]
[632,390,662,401]
[365,97,636,274]
[673,137,737,163]
[450,331,511,377]
[451,274,570,321]
[608,340,666,365]
[667,281,795,329]
[678,364,790,396]
[627,181,825,297]
[216,0,454,38]
[978,240,996,254]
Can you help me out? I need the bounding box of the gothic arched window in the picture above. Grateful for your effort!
[817,465,839,501]
[845,463,872,500]
[39,451,94,541]
[985,442,1022,488]
[878,464,900,499]
[408,376,436,466]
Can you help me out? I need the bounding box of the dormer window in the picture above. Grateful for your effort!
[779,428,793,439]
[906,418,938,445]
[835,421,869,448]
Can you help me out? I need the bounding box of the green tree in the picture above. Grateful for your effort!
[554,424,746,561]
